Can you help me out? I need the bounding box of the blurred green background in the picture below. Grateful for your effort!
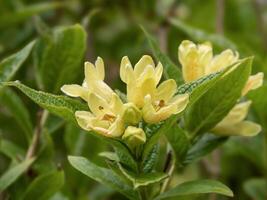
[0,0,266,199]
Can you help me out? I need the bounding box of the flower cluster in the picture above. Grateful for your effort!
[61,56,189,148]
[178,40,263,136]
[61,40,263,149]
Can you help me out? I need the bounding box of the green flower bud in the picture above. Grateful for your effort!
[122,126,146,149]
[122,103,142,125]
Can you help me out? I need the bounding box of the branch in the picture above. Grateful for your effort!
[216,0,225,35]
[25,110,48,160]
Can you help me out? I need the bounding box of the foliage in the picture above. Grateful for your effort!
[0,0,266,200]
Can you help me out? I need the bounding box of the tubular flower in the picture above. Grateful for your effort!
[61,58,142,137]
[61,57,113,102]
[178,40,239,83]
[120,55,189,124]
[178,40,264,136]
[75,92,125,137]
[212,101,261,136]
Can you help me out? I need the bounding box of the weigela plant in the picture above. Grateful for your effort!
[58,40,263,199]
[2,36,264,200]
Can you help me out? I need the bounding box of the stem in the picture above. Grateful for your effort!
[251,0,267,51]
[25,110,48,160]
[216,0,225,35]
[160,149,175,194]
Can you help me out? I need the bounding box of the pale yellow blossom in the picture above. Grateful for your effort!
[178,40,263,136]
[61,57,113,102]
[120,55,189,123]
[75,92,125,137]
[212,101,261,136]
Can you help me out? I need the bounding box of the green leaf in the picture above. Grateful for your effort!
[22,170,65,200]
[118,164,168,189]
[0,41,35,83]
[0,3,62,29]
[248,83,267,129]
[142,116,176,162]
[165,124,190,167]
[176,72,220,95]
[142,26,183,85]
[2,81,87,124]
[0,158,35,192]
[185,58,252,136]
[0,139,25,161]
[169,18,236,50]
[142,144,159,173]
[183,134,228,165]
[68,156,139,200]
[0,88,33,143]
[99,152,120,162]
[34,24,86,92]
[109,139,138,172]
[243,178,267,200]
[155,179,233,199]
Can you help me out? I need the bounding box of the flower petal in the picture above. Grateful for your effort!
[178,40,211,82]
[155,62,163,85]
[107,116,125,137]
[127,77,156,108]
[87,93,111,117]
[169,93,189,114]
[242,72,264,96]
[142,93,188,123]
[75,111,94,131]
[84,61,97,84]
[110,93,124,115]
[61,84,89,100]
[134,55,154,77]
[90,80,113,102]
[156,79,177,102]
[217,101,251,126]
[212,121,261,136]
[207,49,239,74]
[120,56,134,83]
[95,57,105,80]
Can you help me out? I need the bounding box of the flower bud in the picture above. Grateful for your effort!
[122,103,142,125]
[122,126,146,149]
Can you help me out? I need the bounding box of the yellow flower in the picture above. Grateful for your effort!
[178,40,264,136]
[212,101,261,136]
[178,40,239,82]
[75,92,125,137]
[61,57,113,102]
[120,55,163,108]
[120,55,189,123]
[61,58,128,137]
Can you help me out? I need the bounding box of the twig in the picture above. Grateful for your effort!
[25,110,48,160]
[251,0,267,50]
[160,151,175,194]
[216,0,225,35]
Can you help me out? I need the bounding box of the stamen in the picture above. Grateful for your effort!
[156,100,165,111]
[102,114,116,122]
[99,106,104,110]
[158,100,165,107]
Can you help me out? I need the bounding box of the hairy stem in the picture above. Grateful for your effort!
[25,110,48,159]
[160,149,175,194]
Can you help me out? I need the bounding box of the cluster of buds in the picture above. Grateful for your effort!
[61,40,263,150]
[61,55,189,149]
